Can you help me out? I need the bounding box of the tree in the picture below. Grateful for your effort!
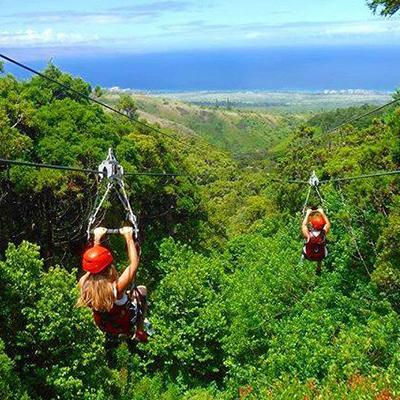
[117,94,137,118]
[93,85,103,98]
[368,0,400,16]
[392,89,400,101]
[0,67,205,264]
[0,61,4,73]
[0,339,28,400]
[27,64,92,105]
[4,54,400,399]
[147,239,227,383]
[0,242,117,399]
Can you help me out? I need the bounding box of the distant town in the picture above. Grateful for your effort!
[106,88,392,111]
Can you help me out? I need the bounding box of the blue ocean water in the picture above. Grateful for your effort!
[4,46,400,91]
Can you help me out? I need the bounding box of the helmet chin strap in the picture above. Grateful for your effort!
[87,148,139,240]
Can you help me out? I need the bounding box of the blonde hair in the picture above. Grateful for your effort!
[77,265,118,312]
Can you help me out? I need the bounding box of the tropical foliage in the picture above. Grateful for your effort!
[368,0,400,16]
[1,59,400,400]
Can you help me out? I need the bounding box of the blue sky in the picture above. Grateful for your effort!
[1,0,399,59]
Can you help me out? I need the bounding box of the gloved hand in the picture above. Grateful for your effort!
[120,226,133,240]
[93,227,107,243]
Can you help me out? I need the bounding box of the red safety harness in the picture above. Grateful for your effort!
[92,286,145,336]
[303,230,326,262]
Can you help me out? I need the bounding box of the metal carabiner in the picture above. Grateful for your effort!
[309,170,320,187]
[302,171,324,214]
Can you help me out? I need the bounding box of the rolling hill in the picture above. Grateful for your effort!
[103,91,305,157]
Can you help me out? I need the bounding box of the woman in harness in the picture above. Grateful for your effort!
[301,207,331,275]
[77,226,149,342]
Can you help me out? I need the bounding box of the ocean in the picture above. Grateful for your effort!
[4,46,400,92]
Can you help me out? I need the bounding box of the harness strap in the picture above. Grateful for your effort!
[87,181,113,239]
[94,286,145,334]
[302,186,312,214]
[302,171,326,213]
[115,180,139,238]
[315,185,324,205]
[128,286,146,328]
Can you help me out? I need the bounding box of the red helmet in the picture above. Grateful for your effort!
[310,215,326,231]
[82,245,113,274]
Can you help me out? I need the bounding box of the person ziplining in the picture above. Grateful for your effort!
[301,207,331,275]
[301,172,331,275]
[78,227,150,342]
[77,149,151,342]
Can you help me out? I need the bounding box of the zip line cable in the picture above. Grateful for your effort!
[266,174,308,185]
[3,54,400,247]
[319,169,400,184]
[324,96,400,135]
[270,178,309,184]
[0,158,99,175]
[2,54,400,185]
[277,169,400,188]
[1,157,400,184]
[126,172,192,177]
[0,53,191,148]
[336,182,371,277]
[0,158,191,178]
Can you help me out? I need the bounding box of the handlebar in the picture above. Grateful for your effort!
[106,229,121,234]
[90,228,126,235]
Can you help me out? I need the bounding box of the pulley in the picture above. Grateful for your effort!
[87,148,139,240]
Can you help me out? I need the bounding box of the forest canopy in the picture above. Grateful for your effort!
[368,0,400,16]
[1,57,400,400]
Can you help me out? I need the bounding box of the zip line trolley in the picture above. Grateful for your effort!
[302,170,325,214]
[87,148,139,240]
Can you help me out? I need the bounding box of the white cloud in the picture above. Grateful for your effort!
[3,1,194,25]
[245,31,268,40]
[238,19,400,43]
[0,28,99,47]
[324,20,400,35]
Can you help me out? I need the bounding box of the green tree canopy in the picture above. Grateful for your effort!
[117,94,138,119]
[368,0,400,15]
[2,61,400,399]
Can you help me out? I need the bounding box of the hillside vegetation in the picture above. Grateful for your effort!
[1,63,400,399]
[154,90,391,112]
[104,91,302,158]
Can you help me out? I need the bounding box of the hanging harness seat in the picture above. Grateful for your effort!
[93,285,146,336]
[303,230,327,262]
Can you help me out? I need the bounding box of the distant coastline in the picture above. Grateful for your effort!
[5,46,400,93]
[107,87,392,95]
[105,88,392,111]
